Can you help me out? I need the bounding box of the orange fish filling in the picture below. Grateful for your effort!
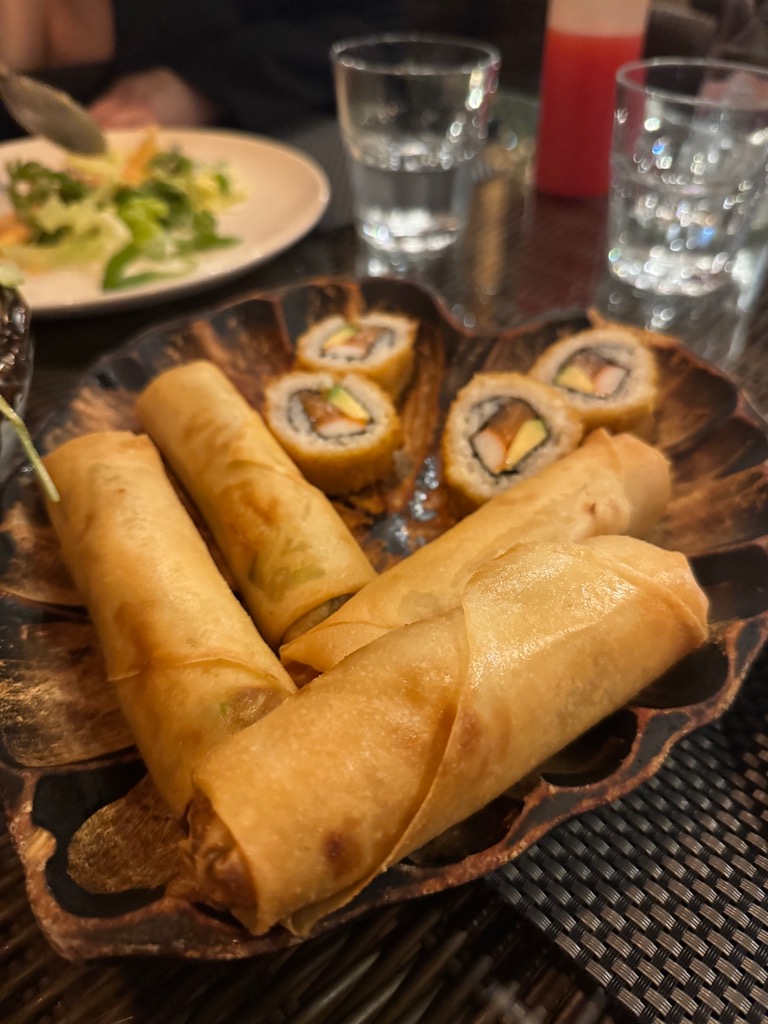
[321,323,394,360]
[298,387,370,439]
[471,399,548,475]
[555,349,628,398]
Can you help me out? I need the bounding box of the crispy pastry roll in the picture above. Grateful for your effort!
[441,371,584,509]
[135,360,376,647]
[528,327,657,436]
[264,370,403,494]
[187,535,708,936]
[280,429,672,680]
[294,312,417,399]
[43,431,296,815]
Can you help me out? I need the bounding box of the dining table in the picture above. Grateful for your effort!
[3,89,768,1024]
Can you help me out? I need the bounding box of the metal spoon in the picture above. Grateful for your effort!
[0,61,107,155]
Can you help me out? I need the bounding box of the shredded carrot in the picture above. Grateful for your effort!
[121,127,159,186]
[0,216,30,246]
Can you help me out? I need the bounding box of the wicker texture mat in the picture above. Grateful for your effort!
[0,816,633,1024]
[494,655,768,1024]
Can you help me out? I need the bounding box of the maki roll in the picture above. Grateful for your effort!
[265,371,403,494]
[294,312,417,398]
[529,327,657,436]
[442,372,583,509]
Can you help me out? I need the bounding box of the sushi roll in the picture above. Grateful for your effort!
[264,371,403,495]
[528,327,657,436]
[294,312,417,399]
[442,372,584,509]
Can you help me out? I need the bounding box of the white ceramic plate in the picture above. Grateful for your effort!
[0,128,331,317]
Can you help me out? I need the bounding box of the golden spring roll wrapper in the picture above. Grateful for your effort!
[188,535,708,936]
[135,360,376,647]
[44,431,296,814]
[280,429,672,678]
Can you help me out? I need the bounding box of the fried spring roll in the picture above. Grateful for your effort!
[186,535,708,936]
[44,431,296,815]
[280,429,672,679]
[135,360,376,648]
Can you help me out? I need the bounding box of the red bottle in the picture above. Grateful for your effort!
[536,0,650,198]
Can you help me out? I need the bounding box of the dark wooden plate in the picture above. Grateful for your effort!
[1,276,767,961]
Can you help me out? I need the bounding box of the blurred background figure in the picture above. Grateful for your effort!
[0,0,765,145]
[0,0,407,138]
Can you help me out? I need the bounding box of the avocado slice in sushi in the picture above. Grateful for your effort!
[471,399,549,475]
[325,384,371,423]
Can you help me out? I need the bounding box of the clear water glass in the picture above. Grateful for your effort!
[608,58,768,297]
[331,34,500,255]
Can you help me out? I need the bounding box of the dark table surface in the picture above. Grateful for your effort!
[25,107,768,425]
[5,101,768,1024]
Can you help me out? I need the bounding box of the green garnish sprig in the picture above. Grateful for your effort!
[0,394,59,502]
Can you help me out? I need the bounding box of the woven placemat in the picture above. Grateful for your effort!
[1,815,633,1024]
[493,653,768,1024]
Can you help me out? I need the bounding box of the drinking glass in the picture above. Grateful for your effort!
[607,58,768,297]
[331,33,501,255]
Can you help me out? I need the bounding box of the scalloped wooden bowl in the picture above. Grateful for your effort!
[1,277,767,960]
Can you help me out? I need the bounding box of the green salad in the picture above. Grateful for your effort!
[0,132,245,290]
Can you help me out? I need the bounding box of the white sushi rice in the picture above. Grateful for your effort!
[442,372,584,507]
[529,328,657,424]
[294,312,417,398]
[264,370,403,494]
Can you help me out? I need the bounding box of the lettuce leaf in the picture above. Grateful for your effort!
[1,140,244,290]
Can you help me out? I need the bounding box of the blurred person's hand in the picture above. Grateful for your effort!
[88,67,219,128]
